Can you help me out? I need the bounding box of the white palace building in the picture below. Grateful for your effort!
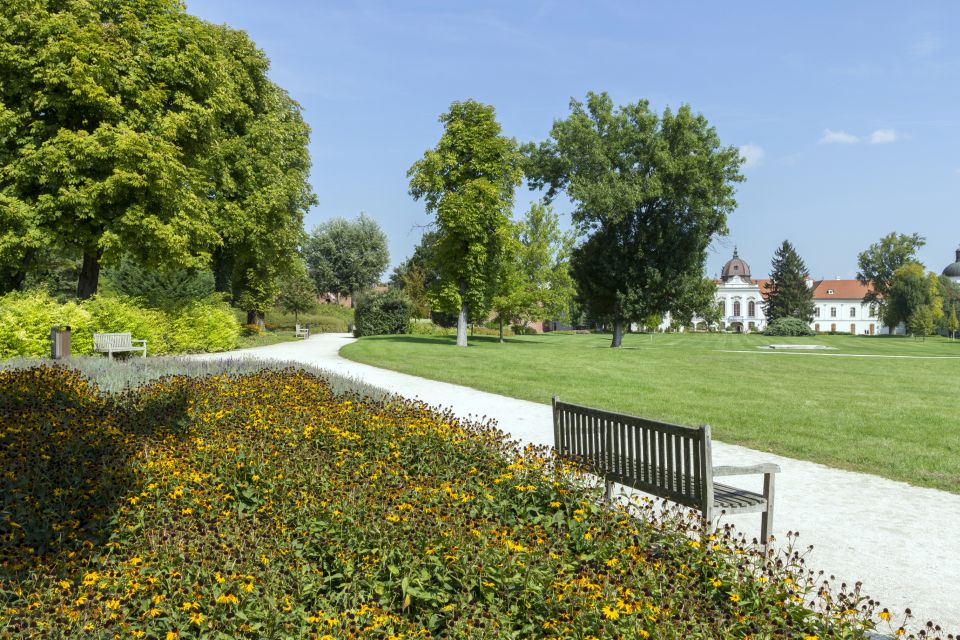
[704,248,890,335]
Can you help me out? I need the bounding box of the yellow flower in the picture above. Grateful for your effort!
[711,578,723,587]
[601,605,620,620]
[105,598,121,610]
[216,593,239,606]
[879,609,892,621]
[189,612,204,625]
[166,632,179,640]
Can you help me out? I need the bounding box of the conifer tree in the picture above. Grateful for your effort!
[763,240,815,323]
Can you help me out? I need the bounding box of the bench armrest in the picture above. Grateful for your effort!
[131,339,147,345]
[712,463,780,477]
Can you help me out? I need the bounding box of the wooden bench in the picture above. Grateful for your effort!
[93,332,147,359]
[294,323,310,339]
[552,397,780,546]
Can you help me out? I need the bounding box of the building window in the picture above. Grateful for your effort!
[869,305,877,318]
[830,307,837,318]
[827,289,834,295]
[719,301,726,316]
[748,300,755,317]
[816,307,821,318]
[733,301,741,317]
[849,307,856,318]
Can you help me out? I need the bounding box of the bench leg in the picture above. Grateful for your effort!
[604,478,615,502]
[760,472,775,553]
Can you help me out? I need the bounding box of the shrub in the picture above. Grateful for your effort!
[169,299,241,352]
[0,289,95,357]
[241,323,263,337]
[84,294,172,355]
[764,317,816,336]
[101,257,215,311]
[354,291,413,337]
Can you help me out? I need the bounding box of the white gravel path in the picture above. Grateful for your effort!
[203,333,960,635]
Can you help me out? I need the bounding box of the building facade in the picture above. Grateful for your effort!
[710,249,890,335]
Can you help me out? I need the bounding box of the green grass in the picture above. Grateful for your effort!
[341,332,960,493]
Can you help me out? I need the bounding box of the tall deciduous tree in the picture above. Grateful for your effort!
[275,260,317,324]
[856,232,926,334]
[0,0,314,304]
[305,213,389,306]
[491,203,576,341]
[885,263,943,334]
[408,100,523,347]
[526,92,743,347]
[763,240,816,323]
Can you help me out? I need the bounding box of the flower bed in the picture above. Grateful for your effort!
[0,366,918,638]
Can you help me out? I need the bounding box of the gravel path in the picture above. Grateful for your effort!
[204,333,960,634]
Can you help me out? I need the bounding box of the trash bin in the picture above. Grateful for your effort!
[50,325,71,359]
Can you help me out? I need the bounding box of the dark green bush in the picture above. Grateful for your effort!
[764,317,816,336]
[354,291,413,337]
[102,258,215,311]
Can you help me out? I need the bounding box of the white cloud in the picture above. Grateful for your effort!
[738,144,765,168]
[868,128,898,144]
[819,129,859,144]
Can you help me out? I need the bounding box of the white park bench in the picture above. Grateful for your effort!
[295,323,310,339]
[553,397,780,548]
[93,332,147,359]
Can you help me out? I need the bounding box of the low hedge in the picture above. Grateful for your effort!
[764,317,817,337]
[0,290,240,357]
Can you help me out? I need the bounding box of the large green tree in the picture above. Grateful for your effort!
[856,232,926,334]
[491,203,576,341]
[763,240,815,323]
[275,259,317,324]
[526,92,743,347]
[0,0,314,309]
[885,263,943,334]
[408,100,523,347]
[304,213,389,306]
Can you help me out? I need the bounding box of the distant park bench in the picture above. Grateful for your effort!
[552,397,779,547]
[93,332,147,359]
[294,323,310,339]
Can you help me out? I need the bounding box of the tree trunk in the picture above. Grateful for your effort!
[76,249,102,300]
[499,315,504,343]
[247,310,265,331]
[610,319,624,348]
[456,280,468,347]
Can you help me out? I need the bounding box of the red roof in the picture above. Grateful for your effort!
[810,279,872,300]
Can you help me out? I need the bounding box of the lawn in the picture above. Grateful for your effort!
[341,332,960,493]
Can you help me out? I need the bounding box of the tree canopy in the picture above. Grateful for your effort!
[0,0,314,304]
[408,100,523,347]
[885,263,943,335]
[491,203,576,340]
[304,213,390,305]
[526,92,743,347]
[763,240,815,323]
[856,232,925,333]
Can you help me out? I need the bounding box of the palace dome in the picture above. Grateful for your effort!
[943,247,960,279]
[721,248,751,281]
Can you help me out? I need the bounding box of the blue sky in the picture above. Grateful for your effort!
[186,0,959,279]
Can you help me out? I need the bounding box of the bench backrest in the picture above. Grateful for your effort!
[94,332,133,350]
[552,397,713,511]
